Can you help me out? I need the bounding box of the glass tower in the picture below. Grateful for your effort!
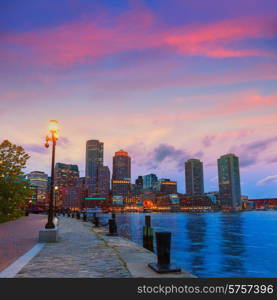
[217,153,242,209]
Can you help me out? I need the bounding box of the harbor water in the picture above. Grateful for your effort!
[99,211,277,278]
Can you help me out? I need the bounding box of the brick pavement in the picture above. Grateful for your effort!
[0,214,47,272]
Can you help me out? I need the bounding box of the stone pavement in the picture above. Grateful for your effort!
[0,214,46,272]
[15,216,195,278]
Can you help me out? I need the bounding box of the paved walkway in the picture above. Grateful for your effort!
[0,214,46,272]
[15,216,195,278]
[16,216,131,278]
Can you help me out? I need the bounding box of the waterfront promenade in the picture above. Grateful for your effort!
[10,216,195,278]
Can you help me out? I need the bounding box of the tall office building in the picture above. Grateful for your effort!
[112,150,131,181]
[217,153,242,209]
[98,166,110,195]
[85,140,104,194]
[142,174,158,191]
[54,163,80,207]
[27,171,48,205]
[185,159,204,196]
[112,150,131,196]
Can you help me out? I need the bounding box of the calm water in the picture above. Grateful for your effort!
[99,211,277,278]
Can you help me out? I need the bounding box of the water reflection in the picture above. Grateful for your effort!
[186,213,207,274]
[220,213,245,277]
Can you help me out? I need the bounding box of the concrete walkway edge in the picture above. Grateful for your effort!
[0,243,45,278]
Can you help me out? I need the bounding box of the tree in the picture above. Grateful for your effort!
[0,140,31,220]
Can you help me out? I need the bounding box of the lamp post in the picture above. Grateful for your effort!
[54,186,59,216]
[45,120,59,229]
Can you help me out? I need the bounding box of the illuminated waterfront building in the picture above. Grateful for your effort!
[55,163,79,187]
[154,178,177,194]
[142,174,158,191]
[185,159,204,196]
[27,171,48,205]
[112,180,131,196]
[112,150,131,196]
[217,153,242,209]
[85,140,104,194]
[61,186,84,210]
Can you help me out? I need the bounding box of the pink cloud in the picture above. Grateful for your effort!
[1,11,276,67]
[165,17,276,57]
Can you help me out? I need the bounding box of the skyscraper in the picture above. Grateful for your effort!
[217,153,242,209]
[85,140,104,194]
[112,150,131,181]
[98,166,110,195]
[185,159,204,196]
[112,150,131,196]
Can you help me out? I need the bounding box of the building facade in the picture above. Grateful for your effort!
[54,163,80,207]
[142,174,158,191]
[154,178,177,194]
[185,159,204,196]
[85,140,104,195]
[98,166,110,195]
[217,153,242,209]
[27,171,48,206]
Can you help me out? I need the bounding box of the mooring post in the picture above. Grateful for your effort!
[143,215,154,251]
[148,232,181,273]
[107,218,118,236]
[94,216,99,227]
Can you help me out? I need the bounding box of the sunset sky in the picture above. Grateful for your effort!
[1,0,277,198]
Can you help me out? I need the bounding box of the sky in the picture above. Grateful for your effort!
[0,0,277,198]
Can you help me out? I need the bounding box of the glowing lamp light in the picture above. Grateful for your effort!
[48,120,59,133]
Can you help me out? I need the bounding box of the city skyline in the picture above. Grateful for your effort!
[26,137,272,199]
[1,0,277,198]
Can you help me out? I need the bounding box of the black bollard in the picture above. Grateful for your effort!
[143,215,153,252]
[71,212,75,218]
[76,211,80,219]
[106,219,118,236]
[25,210,29,216]
[148,232,181,273]
[67,212,70,217]
[83,212,87,222]
[94,216,99,227]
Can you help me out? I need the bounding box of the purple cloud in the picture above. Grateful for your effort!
[23,144,48,154]
[148,143,203,171]
[230,136,277,167]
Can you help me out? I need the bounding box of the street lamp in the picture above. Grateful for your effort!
[45,120,59,229]
[54,185,59,216]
